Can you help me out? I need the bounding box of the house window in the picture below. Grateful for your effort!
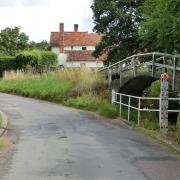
[82,47,87,50]
[80,63,86,67]
[71,46,73,50]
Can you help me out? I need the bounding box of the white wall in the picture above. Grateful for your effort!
[52,47,59,54]
[52,46,95,52]
[57,53,67,66]
[64,46,95,51]
[52,46,104,68]
[66,61,104,68]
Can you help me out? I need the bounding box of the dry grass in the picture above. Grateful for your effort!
[54,68,107,97]
[3,70,34,80]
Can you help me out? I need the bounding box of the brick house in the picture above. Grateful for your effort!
[50,23,104,68]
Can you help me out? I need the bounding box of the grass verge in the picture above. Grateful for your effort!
[0,70,117,118]
[0,73,74,103]
[66,95,118,118]
[0,140,5,150]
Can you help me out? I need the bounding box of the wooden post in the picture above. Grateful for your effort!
[152,53,156,77]
[132,56,137,77]
[118,63,123,87]
[172,56,176,91]
[138,98,141,125]
[128,96,131,122]
[112,90,115,104]
[159,73,169,133]
[108,68,112,89]
[120,94,122,117]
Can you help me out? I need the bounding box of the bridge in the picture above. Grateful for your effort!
[100,52,180,127]
[100,52,180,96]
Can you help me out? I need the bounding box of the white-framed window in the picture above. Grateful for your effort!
[80,63,86,67]
[82,47,87,50]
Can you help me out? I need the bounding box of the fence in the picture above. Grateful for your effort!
[112,90,180,125]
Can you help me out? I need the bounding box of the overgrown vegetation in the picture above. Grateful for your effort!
[0,140,5,150]
[91,0,180,63]
[0,51,57,76]
[0,69,118,118]
[0,56,17,76]
[15,50,57,69]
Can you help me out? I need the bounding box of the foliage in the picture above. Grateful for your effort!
[0,56,16,76]
[28,40,51,51]
[0,69,116,118]
[15,50,57,69]
[144,80,160,97]
[139,0,180,53]
[66,95,118,118]
[0,26,29,56]
[0,73,73,103]
[91,0,144,64]
[175,130,180,144]
[176,113,180,130]
[0,140,5,150]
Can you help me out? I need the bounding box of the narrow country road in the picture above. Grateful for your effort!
[0,93,180,180]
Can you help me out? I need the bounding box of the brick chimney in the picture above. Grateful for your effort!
[59,23,64,53]
[74,24,78,32]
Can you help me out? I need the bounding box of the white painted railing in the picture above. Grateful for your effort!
[112,90,180,125]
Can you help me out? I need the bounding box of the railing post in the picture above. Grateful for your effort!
[112,89,115,104]
[128,96,131,122]
[152,53,156,77]
[172,56,176,91]
[120,94,122,117]
[118,63,123,87]
[138,98,141,125]
[108,68,112,89]
[132,56,137,77]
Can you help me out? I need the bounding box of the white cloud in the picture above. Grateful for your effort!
[21,0,49,6]
[0,0,94,42]
[0,0,17,6]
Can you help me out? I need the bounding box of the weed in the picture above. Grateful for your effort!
[175,130,180,144]
[0,140,5,150]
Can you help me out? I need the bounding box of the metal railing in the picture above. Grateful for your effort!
[99,52,180,91]
[112,90,180,125]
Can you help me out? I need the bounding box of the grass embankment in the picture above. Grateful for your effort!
[0,69,118,118]
[0,141,5,150]
[0,113,5,151]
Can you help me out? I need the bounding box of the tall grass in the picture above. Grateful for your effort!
[3,70,34,80]
[0,68,117,118]
[0,72,74,102]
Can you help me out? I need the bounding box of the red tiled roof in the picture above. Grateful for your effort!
[50,32,59,46]
[65,50,97,62]
[50,32,102,46]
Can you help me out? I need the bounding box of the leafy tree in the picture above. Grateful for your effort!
[91,0,144,64]
[29,40,51,51]
[139,0,180,53]
[0,26,29,56]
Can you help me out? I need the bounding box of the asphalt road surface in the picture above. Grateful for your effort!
[0,93,180,180]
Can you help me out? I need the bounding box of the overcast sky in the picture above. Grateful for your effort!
[0,0,94,42]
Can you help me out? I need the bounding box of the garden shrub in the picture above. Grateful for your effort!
[15,50,57,69]
[0,56,16,76]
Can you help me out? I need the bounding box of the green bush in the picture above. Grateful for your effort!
[98,102,119,118]
[15,50,57,69]
[15,51,41,68]
[176,113,180,129]
[66,95,118,118]
[0,73,73,103]
[0,51,57,76]
[176,130,180,144]
[40,51,58,67]
[0,56,16,76]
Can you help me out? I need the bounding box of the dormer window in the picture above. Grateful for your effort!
[82,47,87,50]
